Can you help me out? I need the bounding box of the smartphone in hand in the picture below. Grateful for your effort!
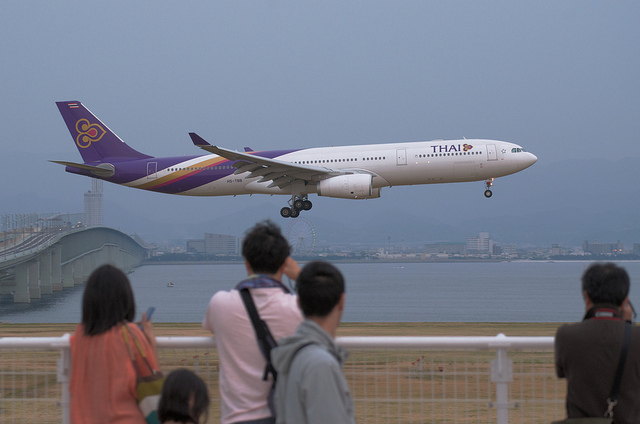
[145,306,155,321]
[140,307,155,328]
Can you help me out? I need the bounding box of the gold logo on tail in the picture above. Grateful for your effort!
[75,119,106,148]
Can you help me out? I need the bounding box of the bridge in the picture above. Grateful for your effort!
[0,224,152,303]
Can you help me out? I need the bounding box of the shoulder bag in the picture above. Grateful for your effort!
[240,288,313,420]
[122,324,164,424]
[240,288,279,417]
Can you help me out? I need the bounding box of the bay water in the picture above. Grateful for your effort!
[3,260,640,324]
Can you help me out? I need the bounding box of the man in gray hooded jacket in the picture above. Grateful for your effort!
[271,261,356,424]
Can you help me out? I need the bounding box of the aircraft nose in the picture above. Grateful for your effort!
[524,152,537,168]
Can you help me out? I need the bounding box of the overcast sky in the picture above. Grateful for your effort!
[1,2,639,243]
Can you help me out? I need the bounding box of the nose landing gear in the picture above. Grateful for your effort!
[280,196,313,218]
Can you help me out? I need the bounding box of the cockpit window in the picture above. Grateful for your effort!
[511,148,526,153]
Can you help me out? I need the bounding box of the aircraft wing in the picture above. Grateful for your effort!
[189,132,348,189]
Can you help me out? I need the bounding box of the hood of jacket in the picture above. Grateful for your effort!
[272,319,347,375]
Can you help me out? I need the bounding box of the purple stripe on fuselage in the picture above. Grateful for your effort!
[67,149,302,194]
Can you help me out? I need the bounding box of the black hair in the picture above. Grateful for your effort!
[82,264,135,336]
[296,261,345,317]
[582,262,630,306]
[242,220,290,274]
[158,368,210,424]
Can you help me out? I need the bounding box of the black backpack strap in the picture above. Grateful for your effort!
[605,320,632,418]
[240,288,278,381]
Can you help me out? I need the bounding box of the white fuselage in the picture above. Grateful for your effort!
[167,138,537,197]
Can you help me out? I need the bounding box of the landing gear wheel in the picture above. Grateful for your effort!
[484,189,493,198]
[302,200,313,211]
[280,207,292,218]
[290,208,300,218]
[293,199,304,210]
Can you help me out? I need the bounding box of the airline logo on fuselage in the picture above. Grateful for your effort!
[430,143,474,153]
[75,119,106,148]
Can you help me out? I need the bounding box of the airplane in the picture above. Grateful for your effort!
[52,101,537,218]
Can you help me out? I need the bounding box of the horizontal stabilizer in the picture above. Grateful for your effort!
[49,160,115,178]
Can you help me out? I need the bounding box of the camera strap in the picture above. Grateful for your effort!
[605,320,632,419]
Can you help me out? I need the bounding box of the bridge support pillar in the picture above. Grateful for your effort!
[72,259,83,286]
[62,263,74,288]
[123,252,137,273]
[40,251,52,295]
[90,250,100,272]
[103,245,112,265]
[99,246,110,267]
[82,255,92,284]
[51,245,62,291]
[0,276,16,295]
[14,262,31,303]
[109,245,120,266]
[29,261,40,299]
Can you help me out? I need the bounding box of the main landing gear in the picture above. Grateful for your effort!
[484,178,494,198]
[280,196,313,218]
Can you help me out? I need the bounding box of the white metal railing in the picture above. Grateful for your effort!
[0,334,564,424]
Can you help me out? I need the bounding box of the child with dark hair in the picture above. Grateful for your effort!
[70,264,159,424]
[158,369,210,424]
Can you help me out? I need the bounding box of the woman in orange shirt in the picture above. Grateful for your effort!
[70,264,159,424]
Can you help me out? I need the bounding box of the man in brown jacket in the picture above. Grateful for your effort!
[555,263,640,424]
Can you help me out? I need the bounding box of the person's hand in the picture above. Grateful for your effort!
[283,257,301,281]
[139,312,158,354]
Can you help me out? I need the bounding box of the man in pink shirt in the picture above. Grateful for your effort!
[203,221,303,424]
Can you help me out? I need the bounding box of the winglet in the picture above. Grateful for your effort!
[189,132,211,147]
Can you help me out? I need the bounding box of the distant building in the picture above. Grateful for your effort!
[466,232,492,254]
[187,239,205,254]
[187,233,238,255]
[83,179,103,227]
[503,244,517,257]
[582,240,624,255]
[205,233,237,255]
[634,243,640,255]
[424,242,466,255]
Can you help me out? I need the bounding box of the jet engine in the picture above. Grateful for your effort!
[317,174,381,199]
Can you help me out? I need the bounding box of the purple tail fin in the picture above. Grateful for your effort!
[56,101,152,163]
